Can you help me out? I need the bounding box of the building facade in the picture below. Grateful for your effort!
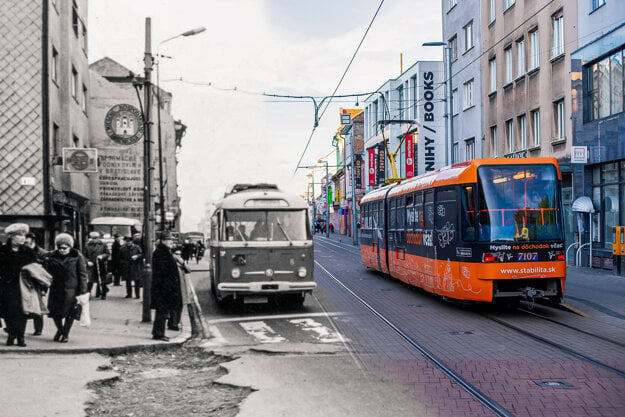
[443,0,484,163]
[571,0,625,268]
[363,61,444,191]
[0,0,91,247]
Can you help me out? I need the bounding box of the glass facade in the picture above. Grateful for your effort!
[585,49,624,122]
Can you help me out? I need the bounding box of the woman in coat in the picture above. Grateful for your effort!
[46,233,88,343]
[0,223,37,347]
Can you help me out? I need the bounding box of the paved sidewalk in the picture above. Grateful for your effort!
[0,272,200,354]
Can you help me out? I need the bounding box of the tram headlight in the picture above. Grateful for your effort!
[298,266,307,278]
[231,267,241,279]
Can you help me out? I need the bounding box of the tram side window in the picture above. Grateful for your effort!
[424,192,434,231]
[414,192,424,229]
[461,186,476,241]
[406,195,415,230]
[397,197,405,230]
[389,199,397,230]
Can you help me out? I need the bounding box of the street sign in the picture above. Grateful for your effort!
[341,113,352,125]
[571,146,588,164]
[63,148,98,172]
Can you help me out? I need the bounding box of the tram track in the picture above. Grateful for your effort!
[315,236,625,383]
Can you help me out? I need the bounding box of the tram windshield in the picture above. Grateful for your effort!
[476,164,562,242]
[223,210,310,241]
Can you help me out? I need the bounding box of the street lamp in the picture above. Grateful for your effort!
[423,41,454,165]
[317,159,330,238]
[155,26,206,231]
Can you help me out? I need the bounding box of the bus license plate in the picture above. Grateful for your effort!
[517,252,538,261]
[262,284,279,290]
[244,296,268,304]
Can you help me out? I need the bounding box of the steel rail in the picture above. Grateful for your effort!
[518,308,625,349]
[483,315,625,379]
[314,260,514,417]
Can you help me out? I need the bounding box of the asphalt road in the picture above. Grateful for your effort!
[191,236,625,417]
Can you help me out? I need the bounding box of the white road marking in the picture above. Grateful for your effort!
[289,318,345,343]
[239,321,287,343]
[207,311,344,324]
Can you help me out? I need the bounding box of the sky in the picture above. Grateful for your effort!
[88,0,442,231]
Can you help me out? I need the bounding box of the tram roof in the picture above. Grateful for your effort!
[215,186,308,210]
[361,158,560,203]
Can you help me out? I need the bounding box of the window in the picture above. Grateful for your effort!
[452,88,458,114]
[592,0,606,11]
[518,114,527,150]
[72,1,79,37]
[372,100,378,134]
[585,51,624,121]
[411,76,418,118]
[463,79,474,109]
[51,47,58,83]
[73,134,79,148]
[71,66,78,99]
[503,0,516,11]
[491,126,498,157]
[489,0,496,23]
[463,21,473,52]
[448,0,457,9]
[552,11,564,58]
[529,29,539,70]
[531,109,541,146]
[489,58,497,93]
[554,99,565,141]
[82,85,88,113]
[453,142,459,163]
[82,24,88,53]
[505,47,513,84]
[52,123,60,157]
[506,120,514,153]
[516,38,525,77]
[449,36,458,61]
[397,85,404,118]
[465,138,475,161]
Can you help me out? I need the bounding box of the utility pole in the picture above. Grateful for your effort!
[348,130,358,245]
[323,160,329,238]
[142,17,154,323]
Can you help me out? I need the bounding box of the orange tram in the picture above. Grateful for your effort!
[359,158,566,303]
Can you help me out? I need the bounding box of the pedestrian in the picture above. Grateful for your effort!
[151,231,182,341]
[24,232,48,336]
[84,231,110,300]
[181,238,194,264]
[0,223,37,347]
[120,236,143,298]
[111,233,123,286]
[170,248,190,330]
[195,240,205,263]
[329,223,334,233]
[45,233,88,343]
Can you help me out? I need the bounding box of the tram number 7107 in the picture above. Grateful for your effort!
[517,252,538,261]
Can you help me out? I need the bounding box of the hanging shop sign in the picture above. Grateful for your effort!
[104,104,144,145]
[63,148,98,172]
[368,148,376,186]
[416,63,445,174]
[377,144,386,186]
[354,154,363,188]
[405,134,414,178]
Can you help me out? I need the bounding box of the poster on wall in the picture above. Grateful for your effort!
[368,148,376,186]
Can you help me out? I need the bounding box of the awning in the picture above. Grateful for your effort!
[572,196,595,213]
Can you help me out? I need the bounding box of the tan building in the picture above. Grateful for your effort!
[481,0,577,188]
[89,57,183,232]
[0,0,91,247]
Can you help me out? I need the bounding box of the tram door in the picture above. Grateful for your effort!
[374,200,386,273]
[423,191,435,290]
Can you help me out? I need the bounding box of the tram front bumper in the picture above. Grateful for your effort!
[217,281,317,294]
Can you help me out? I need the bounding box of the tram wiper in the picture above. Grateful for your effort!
[276,219,292,245]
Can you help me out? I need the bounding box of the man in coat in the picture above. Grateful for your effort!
[111,233,122,286]
[0,223,37,347]
[151,231,182,341]
[84,231,110,300]
[119,236,143,299]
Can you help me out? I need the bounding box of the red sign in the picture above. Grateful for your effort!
[405,134,414,178]
[368,148,376,186]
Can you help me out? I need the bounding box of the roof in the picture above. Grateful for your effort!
[216,185,308,210]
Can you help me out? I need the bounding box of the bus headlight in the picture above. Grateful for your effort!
[298,266,307,278]
[231,267,241,279]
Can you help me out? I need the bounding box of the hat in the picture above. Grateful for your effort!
[54,233,74,248]
[113,232,121,238]
[25,232,36,240]
[5,223,29,236]
[123,236,133,242]
[89,231,100,238]
[159,231,173,241]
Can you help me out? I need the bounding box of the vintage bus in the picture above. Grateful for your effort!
[89,217,142,250]
[359,158,566,304]
[209,184,316,306]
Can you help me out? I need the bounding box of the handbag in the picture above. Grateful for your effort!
[72,303,83,320]
[103,272,114,286]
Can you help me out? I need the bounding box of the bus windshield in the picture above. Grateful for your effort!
[223,210,310,241]
[477,164,562,242]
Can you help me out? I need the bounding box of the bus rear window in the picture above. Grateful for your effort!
[477,164,562,242]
